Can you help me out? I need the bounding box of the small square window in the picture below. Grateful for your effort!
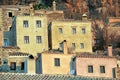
[24,36,29,44]
[88,65,93,73]
[72,43,76,49]
[58,28,63,34]
[82,28,86,34]
[36,20,41,27]
[8,12,12,17]
[10,62,16,70]
[100,66,105,73]
[72,28,76,34]
[23,20,28,28]
[54,58,60,66]
[80,43,84,49]
[36,36,42,43]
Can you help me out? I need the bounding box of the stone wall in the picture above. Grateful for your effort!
[41,53,74,74]
[16,15,48,56]
[76,57,117,78]
[51,20,92,53]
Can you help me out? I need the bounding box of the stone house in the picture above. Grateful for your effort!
[0,46,35,73]
[75,46,117,78]
[37,40,76,75]
[4,4,49,56]
[49,14,92,53]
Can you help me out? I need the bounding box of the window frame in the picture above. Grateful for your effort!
[72,43,76,49]
[36,20,41,28]
[36,36,42,44]
[24,36,29,44]
[59,43,63,49]
[100,66,105,73]
[4,38,9,47]
[58,28,63,34]
[8,12,12,17]
[72,28,76,34]
[82,28,86,34]
[10,62,16,70]
[88,65,93,73]
[23,20,29,28]
[80,43,84,49]
[54,58,60,67]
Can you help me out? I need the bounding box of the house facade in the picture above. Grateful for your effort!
[15,15,48,56]
[76,46,117,78]
[39,52,75,74]
[76,55,117,78]
[0,46,35,73]
[5,4,49,56]
[37,40,76,74]
[50,15,92,53]
[76,46,118,78]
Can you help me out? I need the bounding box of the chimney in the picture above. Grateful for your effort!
[53,1,56,11]
[63,40,68,55]
[29,4,34,16]
[108,45,113,57]
[82,14,87,21]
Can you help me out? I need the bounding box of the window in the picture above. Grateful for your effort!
[88,65,93,73]
[100,66,105,73]
[80,43,84,49]
[59,43,63,49]
[21,62,24,70]
[36,36,42,43]
[24,36,29,44]
[54,58,60,66]
[82,28,86,34]
[72,28,76,34]
[10,62,16,70]
[3,59,7,64]
[4,39,9,46]
[36,20,41,27]
[72,43,76,49]
[58,28,63,34]
[8,12,12,17]
[23,20,28,28]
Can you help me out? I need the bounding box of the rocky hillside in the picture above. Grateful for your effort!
[57,0,120,20]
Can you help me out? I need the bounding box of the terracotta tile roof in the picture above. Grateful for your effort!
[76,52,115,58]
[43,50,64,54]
[43,50,74,55]
[0,73,117,80]
[1,46,20,49]
[9,52,29,56]
[53,19,90,22]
